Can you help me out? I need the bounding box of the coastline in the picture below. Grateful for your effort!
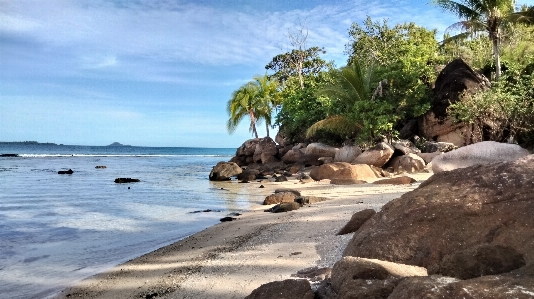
[51,172,433,299]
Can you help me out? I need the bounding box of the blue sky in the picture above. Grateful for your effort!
[1,0,533,147]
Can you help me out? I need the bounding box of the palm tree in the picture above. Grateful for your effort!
[252,75,281,137]
[435,0,533,80]
[226,75,280,138]
[227,83,261,138]
[306,62,371,140]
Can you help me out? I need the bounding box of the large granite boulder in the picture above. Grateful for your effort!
[322,257,427,299]
[309,162,378,181]
[343,155,534,269]
[236,138,260,157]
[306,143,338,158]
[391,140,420,155]
[282,149,304,164]
[263,191,299,205]
[209,162,242,181]
[418,58,491,146]
[388,154,426,174]
[432,141,529,173]
[353,142,395,167]
[253,137,279,164]
[245,279,315,299]
[334,145,362,163]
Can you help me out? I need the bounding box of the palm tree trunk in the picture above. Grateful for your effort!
[248,110,258,138]
[492,34,501,80]
[265,123,270,137]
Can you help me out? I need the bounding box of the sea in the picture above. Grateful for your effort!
[0,144,266,299]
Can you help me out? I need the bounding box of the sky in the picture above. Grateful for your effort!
[1,0,533,148]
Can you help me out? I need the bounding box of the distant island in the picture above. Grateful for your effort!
[0,141,58,145]
[107,142,131,147]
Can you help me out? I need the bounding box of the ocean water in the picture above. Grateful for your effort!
[0,144,263,299]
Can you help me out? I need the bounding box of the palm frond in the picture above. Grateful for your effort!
[305,115,361,139]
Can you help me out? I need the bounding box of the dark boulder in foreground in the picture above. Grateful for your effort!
[344,155,534,269]
[58,169,74,174]
[209,161,242,181]
[388,264,534,299]
[114,178,140,183]
[245,279,314,299]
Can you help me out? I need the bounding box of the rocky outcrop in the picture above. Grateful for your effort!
[309,162,378,181]
[334,145,362,163]
[337,209,376,235]
[209,162,242,181]
[253,137,279,164]
[306,143,338,158]
[432,141,529,173]
[245,279,315,299]
[353,142,395,167]
[418,58,491,146]
[343,155,534,269]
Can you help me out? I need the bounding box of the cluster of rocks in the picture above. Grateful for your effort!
[262,188,330,213]
[209,136,460,183]
[245,154,534,298]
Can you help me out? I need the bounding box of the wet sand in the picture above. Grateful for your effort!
[52,172,432,299]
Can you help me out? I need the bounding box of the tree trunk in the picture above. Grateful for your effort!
[265,123,270,137]
[249,110,258,138]
[492,34,501,80]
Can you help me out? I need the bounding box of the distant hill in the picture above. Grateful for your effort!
[107,142,131,147]
[0,141,57,145]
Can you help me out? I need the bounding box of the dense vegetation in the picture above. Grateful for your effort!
[227,1,534,147]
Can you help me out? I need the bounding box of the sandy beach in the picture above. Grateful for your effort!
[52,172,432,299]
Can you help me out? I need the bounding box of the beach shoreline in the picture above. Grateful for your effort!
[51,172,432,299]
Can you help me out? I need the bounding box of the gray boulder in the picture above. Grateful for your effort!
[306,143,338,158]
[209,162,242,181]
[334,145,362,163]
[432,141,529,173]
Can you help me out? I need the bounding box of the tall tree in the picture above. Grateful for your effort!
[227,83,261,138]
[226,75,280,138]
[252,74,281,137]
[434,0,533,80]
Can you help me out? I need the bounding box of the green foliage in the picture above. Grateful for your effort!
[274,74,334,143]
[343,17,437,142]
[265,47,330,86]
[448,64,534,143]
